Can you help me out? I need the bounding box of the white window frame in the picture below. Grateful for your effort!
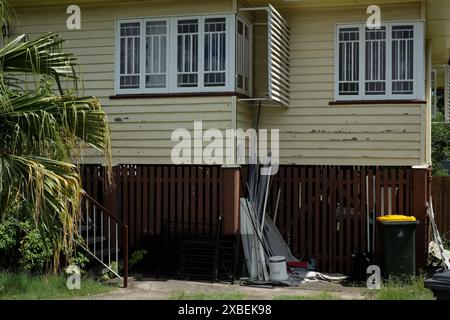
[143,18,170,94]
[236,15,253,97]
[334,21,424,101]
[431,68,437,119]
[115,19,143,95]
[115,14,235,95]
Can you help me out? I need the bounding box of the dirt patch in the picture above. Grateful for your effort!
[86,279,368,300]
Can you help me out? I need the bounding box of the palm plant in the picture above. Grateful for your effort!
[0,1,111,270]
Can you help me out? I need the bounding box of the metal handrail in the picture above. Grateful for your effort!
[84,192,127,228]
[80,192,128,287]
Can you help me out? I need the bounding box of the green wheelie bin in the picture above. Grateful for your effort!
[377,215,419,277]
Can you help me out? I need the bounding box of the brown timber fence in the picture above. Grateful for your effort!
[81,165,417,275]
[265,166,412,274]
[431,176,450,240]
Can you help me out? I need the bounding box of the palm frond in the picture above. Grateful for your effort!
[0,154,83,270]
[1,93,111,162]
[0,33,78,93]
[0,0,14,35]
[0,2,112,272]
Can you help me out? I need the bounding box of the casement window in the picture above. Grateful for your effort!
[145,20,168,90]
[236,17,252,95]
[334,22,424,101]
[118,21,141,91]
[203,18,227,87]
[115,15,236,94]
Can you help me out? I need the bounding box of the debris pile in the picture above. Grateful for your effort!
[427,201,450,270]
[239,160,347,286]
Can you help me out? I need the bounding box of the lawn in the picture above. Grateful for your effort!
[169,277,435,301]
[367,277,435,300]
[0,272,114,300]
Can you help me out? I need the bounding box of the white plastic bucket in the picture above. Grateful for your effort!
[268,256,289,281]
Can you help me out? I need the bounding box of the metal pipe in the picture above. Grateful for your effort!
[108,217,111,267]
[93,206,96,256]
[123,225,129,288]
[273,188,281,224]
[101,213,103,259]
[116,222,118,275]
[86,206,89,248]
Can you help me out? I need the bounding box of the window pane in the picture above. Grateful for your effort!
[338,27,359,95]
[119,22,140,89]
[204,18,226,87]
[365,27,386,95]
[145,21,167,88]
[392,25,414,95]
[177,19,199,87]
[236,19,250,92]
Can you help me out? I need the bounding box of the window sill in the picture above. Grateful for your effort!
[329,99,426,105]
[110,91,239,99]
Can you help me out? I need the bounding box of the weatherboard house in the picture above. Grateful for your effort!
[11,0,450,278]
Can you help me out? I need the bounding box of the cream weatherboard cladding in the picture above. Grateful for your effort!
[14,2,235,165]
[13,1,428,166]
[256,3,427,165]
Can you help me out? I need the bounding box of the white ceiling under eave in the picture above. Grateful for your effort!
[427,0,450,65]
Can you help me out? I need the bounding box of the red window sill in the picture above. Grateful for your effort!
[110,92,238,99]
[329,100,426,105]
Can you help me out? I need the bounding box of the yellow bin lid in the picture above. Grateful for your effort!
[376,215,416,222]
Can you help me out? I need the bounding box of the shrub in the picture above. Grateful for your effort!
[0,214,53,274]
[0,217,24,269]
[18,228,52,274]
[432,112,450,176]
[68,251,89,270]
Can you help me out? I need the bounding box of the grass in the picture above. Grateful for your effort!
[274,292,339,300]
[368,277,435,300]
[168,291,247,300]
[0,272,114,300]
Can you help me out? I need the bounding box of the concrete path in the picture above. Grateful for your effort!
[87,278,368,300]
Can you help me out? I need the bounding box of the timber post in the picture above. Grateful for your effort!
[411,166,431,273]
[221,165,241,235]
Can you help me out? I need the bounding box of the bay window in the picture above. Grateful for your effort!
[116,14,236,94]
[334,22,424,101]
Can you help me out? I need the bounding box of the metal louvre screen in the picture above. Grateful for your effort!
[445,64,450,123]
[267,4,290,107]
